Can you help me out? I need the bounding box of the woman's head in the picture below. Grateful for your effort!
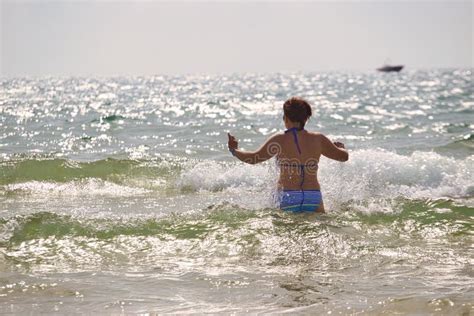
[283,97,312,129]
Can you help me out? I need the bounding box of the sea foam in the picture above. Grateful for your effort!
[3,179,150,197]
[178,149,473,211]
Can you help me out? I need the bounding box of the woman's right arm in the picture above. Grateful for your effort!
[228,133,281,164]
[320,134,349,162]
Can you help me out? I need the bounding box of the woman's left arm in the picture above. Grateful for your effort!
[228,133,281,164]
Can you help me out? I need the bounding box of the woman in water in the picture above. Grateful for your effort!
[227,97,348,213]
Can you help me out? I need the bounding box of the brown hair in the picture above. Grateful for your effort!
[283,97,312,128]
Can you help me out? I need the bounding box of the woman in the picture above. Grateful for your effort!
[227,97,348,213]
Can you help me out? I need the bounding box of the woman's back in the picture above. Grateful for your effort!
[276,130,322,190]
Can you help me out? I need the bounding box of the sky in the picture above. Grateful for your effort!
[1,0,472,76]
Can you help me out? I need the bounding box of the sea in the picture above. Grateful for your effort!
[0,69,473,314]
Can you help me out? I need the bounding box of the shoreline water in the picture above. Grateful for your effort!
[1,70,473,313]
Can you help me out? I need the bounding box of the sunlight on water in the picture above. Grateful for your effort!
[0,70,473,314]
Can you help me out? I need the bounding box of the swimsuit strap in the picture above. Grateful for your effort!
[300,176,305,211]
[284,127,303,155]
[284,127,305,211]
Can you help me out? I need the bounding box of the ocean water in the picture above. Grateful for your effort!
[0,70,473,314]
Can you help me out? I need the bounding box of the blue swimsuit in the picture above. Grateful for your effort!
[280,190,322,212]
[279,127,323,213]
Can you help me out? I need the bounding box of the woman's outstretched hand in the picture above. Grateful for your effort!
[228,133,238,150]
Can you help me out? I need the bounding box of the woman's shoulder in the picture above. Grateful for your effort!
[270,131,286,139]
[306,130,323,137]
[305,131,327,145]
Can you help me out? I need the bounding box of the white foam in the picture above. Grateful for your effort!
[177,150,473,212]
[319,149,473,205]
[3,179,150,197]
[177,161,276,192]
[3,151,472,212]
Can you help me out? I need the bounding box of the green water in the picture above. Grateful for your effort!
[1,70,473,313]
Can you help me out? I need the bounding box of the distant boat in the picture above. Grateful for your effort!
[377,65,404,72]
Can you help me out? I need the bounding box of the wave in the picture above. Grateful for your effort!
[2,179,150,197]
[178,150,474,207]
[319,149,473,210]
[0,157,181,186]
[1,150,472,211]
[177,161,275,192]
[0,202,471,273]
[1,200,470,243]
[91,114,126,123]
[435,133,474,157]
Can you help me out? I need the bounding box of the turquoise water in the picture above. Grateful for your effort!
[0,69,473,314]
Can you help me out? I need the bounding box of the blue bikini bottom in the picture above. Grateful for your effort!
[279,190,322,212]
